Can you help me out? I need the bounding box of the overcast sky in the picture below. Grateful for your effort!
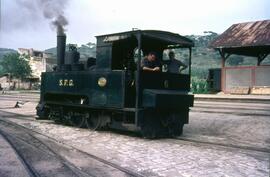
[0,0,269,50]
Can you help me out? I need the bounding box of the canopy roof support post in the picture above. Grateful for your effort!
[218,49,230,68]
[218,49,231,93]
[257,53,268,66]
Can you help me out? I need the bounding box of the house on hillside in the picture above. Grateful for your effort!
[0,74,11,90]
[18,48,56,80]
[0,49,56,90]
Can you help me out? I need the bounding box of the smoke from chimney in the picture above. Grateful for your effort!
[52,15,68,35]
[38,0,70,35]
[14,0,70,35]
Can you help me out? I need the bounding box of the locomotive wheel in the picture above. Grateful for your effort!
[36,104,49,120]
[142,129,157,138]
[66,111,86,128]
[170,123,184,137]
[49,114,62,124]
[49,107,63,124]
[141,111,165,139]
[141,122,156,139]
[168,115,184,137]
[86,113,101,130]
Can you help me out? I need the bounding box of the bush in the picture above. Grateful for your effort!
[0,53,32,79]
[191,77,208,94]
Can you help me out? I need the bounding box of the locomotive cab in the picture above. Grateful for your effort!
[37,30,194,138]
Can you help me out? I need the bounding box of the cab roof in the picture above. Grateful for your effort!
[96,30,194,48]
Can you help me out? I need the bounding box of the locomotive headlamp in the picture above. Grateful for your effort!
[98,77,107,87]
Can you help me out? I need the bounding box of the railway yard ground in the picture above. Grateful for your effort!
[0,91,269,177]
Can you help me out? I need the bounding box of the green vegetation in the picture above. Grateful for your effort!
[0,53,32,79]
[0,48,17,60]
[185,32,219,93]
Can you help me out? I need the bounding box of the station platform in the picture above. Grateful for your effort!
[194,93,270,103]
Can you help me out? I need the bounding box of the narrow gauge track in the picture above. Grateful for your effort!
[0,130,38,177]
[173,137,270,154]
[0,95,39,102]
[192,101,270,117]
[1,109,269,156]
[194,102,270,111]
[0,118,145,177]
[190,109,270,117]
[0,121,92,177]
[1,95,270,115]
[1,96,269,153]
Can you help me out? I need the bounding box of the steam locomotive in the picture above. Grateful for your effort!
[36,30,194,138]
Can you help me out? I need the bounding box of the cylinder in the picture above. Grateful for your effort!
[57,34,66,70]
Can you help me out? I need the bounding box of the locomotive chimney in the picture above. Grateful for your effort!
[57,28,66,71]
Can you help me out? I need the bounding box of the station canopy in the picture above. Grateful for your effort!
[209,20,270,63]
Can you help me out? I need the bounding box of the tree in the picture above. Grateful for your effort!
[0,53,32,79]
[86,42,96,48]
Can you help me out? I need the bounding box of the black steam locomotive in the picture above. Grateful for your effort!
[36,30,194,138]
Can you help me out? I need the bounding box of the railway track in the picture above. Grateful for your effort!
[1,94,270,116]
[1,94,269,154]
[0,118,145,177]
[0,94,39,102]
[0,109,269,177]
[1,108,269,156]
[192,101,270,117]
[174,137,270,153]
[0,130,38,177]
[0,120,93,177]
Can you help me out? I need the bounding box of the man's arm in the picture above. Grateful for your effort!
[141,58,158,71]
[178,60,187,72]
[142,66,160,71]
[142,66,154,71]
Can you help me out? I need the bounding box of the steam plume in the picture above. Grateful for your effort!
[38,0,70,35]
[14,0,70,35]
[52,15,68,35]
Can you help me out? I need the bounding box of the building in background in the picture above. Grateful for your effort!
[210,20,270,95]
[0,48,56,90]
[18,48,56,80]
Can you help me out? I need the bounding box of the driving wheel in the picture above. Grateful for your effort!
[67,111,86,128]
[86,113,101,130]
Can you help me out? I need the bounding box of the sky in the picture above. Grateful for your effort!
[0,0,269,50]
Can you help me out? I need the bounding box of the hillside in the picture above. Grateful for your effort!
[45,42,96,60]
[0,48,17,60]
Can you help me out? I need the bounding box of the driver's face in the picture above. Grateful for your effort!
[169,53,175,59]
[147,54,156,61]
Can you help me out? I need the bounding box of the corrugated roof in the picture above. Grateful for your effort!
[209,20,270,48]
